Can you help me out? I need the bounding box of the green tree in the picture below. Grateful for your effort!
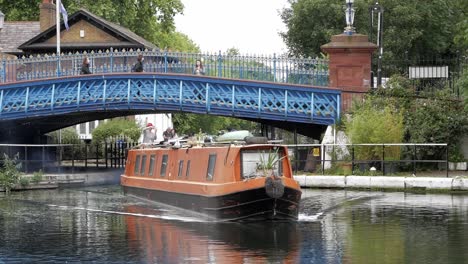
[92,118,141,142]
[172,113,258,136]
[0,154,22,195]
[47,127,81,144]
[280,0,467,59]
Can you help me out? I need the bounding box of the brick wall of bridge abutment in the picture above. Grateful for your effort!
[321,34,377,112]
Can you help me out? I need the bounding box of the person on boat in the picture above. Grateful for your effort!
[142,123,157,143]
[163,127,176,142]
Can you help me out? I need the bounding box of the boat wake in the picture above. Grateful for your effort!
[46,204,205,223]
[298,194,383,222]
[298,212,324,222]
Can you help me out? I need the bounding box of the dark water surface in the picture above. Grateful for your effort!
[1,186,467,263]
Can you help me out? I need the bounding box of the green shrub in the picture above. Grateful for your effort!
[19,177,30,187]
[345,102,404,161]
[0,153,23,195]
[32,170,44,184]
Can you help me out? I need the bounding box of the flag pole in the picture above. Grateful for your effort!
[56,0,61,76]
[56,0,60,54]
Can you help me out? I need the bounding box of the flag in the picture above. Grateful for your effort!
[58,0,69,30]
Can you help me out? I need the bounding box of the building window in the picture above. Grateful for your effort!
[185,160,191,179]
[177,160,184,178]
[140,155,147,176]
[160,154,168,177]
[148,154,156,176]
[206,154,216,181]
[134,155,141,175]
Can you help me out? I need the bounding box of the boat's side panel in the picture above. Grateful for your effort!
[121,175,300,197]
[125,146,241,183]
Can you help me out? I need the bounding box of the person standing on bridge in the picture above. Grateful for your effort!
[132,54,144,72]
[80,57,92,74]
[193,59,205,75]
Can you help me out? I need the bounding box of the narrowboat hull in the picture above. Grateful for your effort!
[121,183,301,221]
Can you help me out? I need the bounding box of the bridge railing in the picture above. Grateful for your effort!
[0,49,329,86]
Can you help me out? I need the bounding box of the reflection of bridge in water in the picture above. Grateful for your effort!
[0,51,339,142]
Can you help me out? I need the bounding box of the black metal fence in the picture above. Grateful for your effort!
[0,142,138,174]
[0,142,456,177]
[375,52,467,97]
[287,143,451,177]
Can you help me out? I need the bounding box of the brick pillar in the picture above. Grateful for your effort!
[39,0,56,32]
[321,34,377,112]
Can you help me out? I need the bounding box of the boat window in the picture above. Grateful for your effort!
[185,160,191,179]
[148,155,156,176]
[134,155,141,175]
[177,160,184,178]
[241,149,284,179]
[206,154,216,181]
[160,154,168,177]
[140,155,147,176]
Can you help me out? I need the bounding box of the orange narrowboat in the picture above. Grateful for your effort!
[120,139,302,221]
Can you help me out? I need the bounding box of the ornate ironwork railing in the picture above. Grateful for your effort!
[0,49,329,86]
[0,74,340,126]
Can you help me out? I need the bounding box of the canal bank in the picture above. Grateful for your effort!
[3,170,468,192]
[294,175,468,192]
[1,169,123,192]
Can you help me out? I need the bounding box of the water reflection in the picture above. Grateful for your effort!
[124,205,301,263]
[0,187,467,263]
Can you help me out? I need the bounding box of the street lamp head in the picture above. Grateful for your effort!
[344,0,356,35]
[0,11,5,31]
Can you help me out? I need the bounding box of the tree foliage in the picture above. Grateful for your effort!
[0,0,199,52]
[47,127,81,144]
[351,78,468,161]
[172,113,259,136]
[281,0,467,59]
[0,154,22,195]
[92,118,141,143]
[345,102,404,160]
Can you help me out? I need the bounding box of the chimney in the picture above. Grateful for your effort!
[39,0,56,32]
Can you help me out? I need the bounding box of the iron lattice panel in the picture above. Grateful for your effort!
[0,74,340,125]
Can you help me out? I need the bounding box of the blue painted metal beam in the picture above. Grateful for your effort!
[0,73,340,126]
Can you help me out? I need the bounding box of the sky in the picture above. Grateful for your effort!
[175,0,290,54]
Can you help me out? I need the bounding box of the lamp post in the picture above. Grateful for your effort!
[344,0,356,35]
[369,2,384,87]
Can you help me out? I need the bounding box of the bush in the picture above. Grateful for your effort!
[92,118,141,143]
[19,177,30,187]
[0,153,23,195]
[345,102,404,161]
[32,170,44,184]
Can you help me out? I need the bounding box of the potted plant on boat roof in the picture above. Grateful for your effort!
[257,148,285,177]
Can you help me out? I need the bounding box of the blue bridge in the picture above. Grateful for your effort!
[0,50,339,142]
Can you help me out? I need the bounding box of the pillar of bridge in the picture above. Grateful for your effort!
[321,34,377,112]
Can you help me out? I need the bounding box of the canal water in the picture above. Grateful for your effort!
[0,186,467,264]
